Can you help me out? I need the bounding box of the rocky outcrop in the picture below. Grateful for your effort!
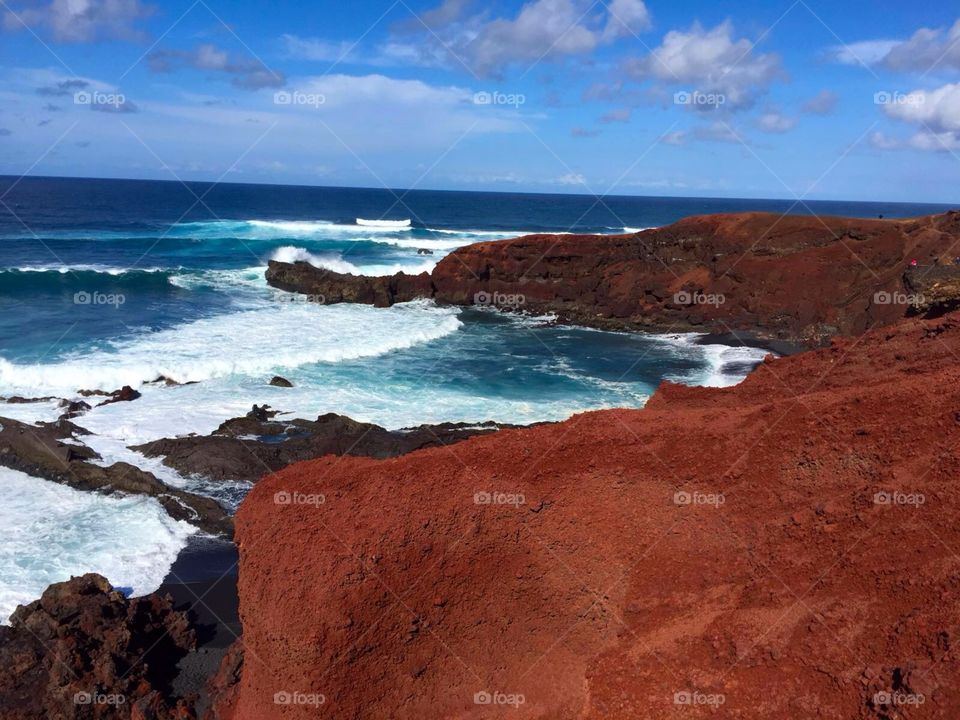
[0,574,198,719]
[265,263,431,308]
[0,416,232,536]
[133,409,518,483]
[267,210,960,346]
[218,310,960,719]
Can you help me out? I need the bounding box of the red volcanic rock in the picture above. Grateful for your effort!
[267,211,960,346]
[220,311,960,719]
[0,574,197,719]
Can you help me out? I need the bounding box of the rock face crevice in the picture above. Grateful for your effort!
[267,211,960,346]
[217,311,960,719]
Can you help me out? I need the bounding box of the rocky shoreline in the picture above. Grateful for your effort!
[4,210,960,718]
[267,210,960,347]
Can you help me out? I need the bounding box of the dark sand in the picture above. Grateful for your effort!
[159,534,239,712]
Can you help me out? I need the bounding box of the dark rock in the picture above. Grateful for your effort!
[58,399,92,420]
[133,412,520,484]
[1,396,56,404]
[0,574,198,719]
[266,260,433,308]
[268,376,293,388]
[98,385,142,407]
[0,416,232,536]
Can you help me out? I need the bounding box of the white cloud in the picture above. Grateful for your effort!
[825,40,900,67]
[148,44,286,90]
[878,83,960,152]
[624,20,785,111]
[869,131,901,150]
[908,131,960,152]
[826,19,960,73]
[601,0,652,41]
[883,83,960,132]
[802,90,838,115]
[755,110,797,133]
[883,19,960,72]
[553,172,587,185]
[599,108,631,123]
[3,0,153,42]
[388,0,653,76]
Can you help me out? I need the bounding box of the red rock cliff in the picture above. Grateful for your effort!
[267,210,960,346]
[217,310,960,719]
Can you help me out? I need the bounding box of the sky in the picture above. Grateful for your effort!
[0,0,958,203]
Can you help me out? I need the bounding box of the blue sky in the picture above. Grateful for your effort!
[1,0,958,202]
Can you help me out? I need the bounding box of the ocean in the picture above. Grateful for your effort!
[0,175,953,621]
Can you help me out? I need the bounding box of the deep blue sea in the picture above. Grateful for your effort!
[0,175,954,620]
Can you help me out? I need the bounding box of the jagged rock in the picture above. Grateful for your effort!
[0,574,198,719]
[0,416,232,536]
[133,413,519,484]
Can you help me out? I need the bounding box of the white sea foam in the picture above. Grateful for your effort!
[0,466,195,624]
[663,334,770,388]
[269,246,362,274]
[0,300,462,394]
[3,265,169,275]
[355,218,411,229]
